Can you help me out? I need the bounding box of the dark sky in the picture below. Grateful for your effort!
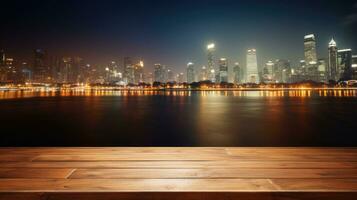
[1,0,357,72]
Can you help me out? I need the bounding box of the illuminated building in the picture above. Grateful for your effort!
[304,34,317,65]
[304,34,318,81]
[167,67,174,82]
[21,62,32,82]
[352,55,357,80]
[218,58,228,83]
[199,66,208,81]
[262,61,274,83]
[328,38,338,81]
[0,56,18,83]
[246,49,259,83]
[33,49,50,83]
[0,50,6,81]
[337,49,352,81]
[176,73,184,83]
[317,59,327,83]
[154,64,167,83]
[233,62,243,84]
[134,60,144,84]
[124,57,135,84]
[274,59,291,83]
[146,72,154,84]
[207,43,216,82]
[186,62,195,83]
[59,57,82,83]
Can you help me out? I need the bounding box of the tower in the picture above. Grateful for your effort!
[304,34,317,65]
[207,43,216,83]
[218,58,228,83]
[328,38,338,81]
[186,62,195,84]
[337,49,353,81]
[246,49,259,83]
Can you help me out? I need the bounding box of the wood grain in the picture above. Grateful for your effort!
[0,147,357,199]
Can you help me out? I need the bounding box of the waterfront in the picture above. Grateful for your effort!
[1,89,357,147]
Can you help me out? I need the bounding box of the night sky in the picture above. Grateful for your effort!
[1,0,357,72]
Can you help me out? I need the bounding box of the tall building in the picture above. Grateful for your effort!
[167,67,174,82]
[186,62,195,83]
[0,50,5,66]
[207,43,216,82]
[218,58,228,83]
[304,34,318,81]
[233,62,243,84]
[274,59,291,83]
[33,49,49,83]
[58,57,82,83]
[317,59,327,83]
[246,49,259,83]
[0,50,6,81]
[328,38,338,81]
[263,61,274,83]
[134,60,144,84]
[176,73,184,83]
[154,64,167,83]
[304,34,317,65]
[124,57,135,84]
[146,72,154,84]
[337,49,353,81]
[199,66,208,81]
[352,55,357,80]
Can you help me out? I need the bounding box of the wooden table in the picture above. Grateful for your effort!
[1,147,357,199]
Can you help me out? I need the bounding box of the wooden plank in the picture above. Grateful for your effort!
[226,148,357,155]
[0,169,75,179]
[0,147,226,155]
[271,179,357,191]
[69,168,357,179]
[0,155,36,162]
[0,179,277,191]
[32,153,231,161]
[1,161,355,169]
[2,192,356,200]
[225,153,357,161]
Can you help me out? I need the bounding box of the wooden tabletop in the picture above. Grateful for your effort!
[1,147,357,199]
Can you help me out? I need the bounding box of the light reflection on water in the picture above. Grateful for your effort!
[0,89,357,99]
[0,89,357,147]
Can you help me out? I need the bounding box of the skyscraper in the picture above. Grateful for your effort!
[246,49,259,83]
[304,34,317,65]
[134,60,144,84]
[186,62,195,83]
[233,62,242,84]
[33,49,49,83]
[337,49,353,81]
[199,66,208,81]
[0,50,6,81]
[263,61,274,83]
[124,57,135,84]
[304,34,318,81]
[317,59,327,83]
[0,50,5,66]
[352,55,357,80]
[207,43,216,82]
[176,73,184,83]
[154,64,167,83]
[218,58,228,83]
[274,59,291,83]
[328,38,338,81]
[167,68,174,82]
